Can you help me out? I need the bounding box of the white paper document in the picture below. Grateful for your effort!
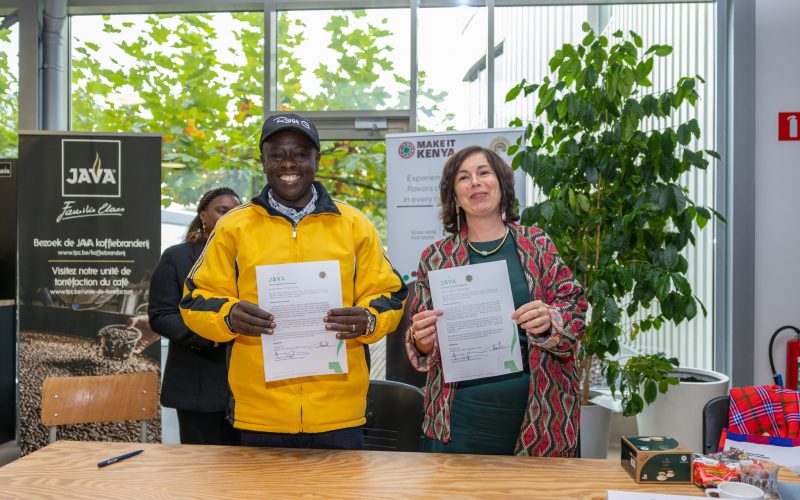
[607,491,699,500]
[429,260,523,383]
[256,260,347,382]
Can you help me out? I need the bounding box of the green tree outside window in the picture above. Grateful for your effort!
[0,26,18,157]
[72,10,451,240]
[72,13,265,206]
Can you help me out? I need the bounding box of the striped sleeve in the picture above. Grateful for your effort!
[179,228,241,343]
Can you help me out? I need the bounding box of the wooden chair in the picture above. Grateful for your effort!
[41,372,159,444]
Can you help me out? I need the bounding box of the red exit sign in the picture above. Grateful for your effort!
[779,112,800,141]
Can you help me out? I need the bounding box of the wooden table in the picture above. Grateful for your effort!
[0,440,795,499]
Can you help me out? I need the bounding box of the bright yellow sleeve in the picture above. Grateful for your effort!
[179,223,241,343]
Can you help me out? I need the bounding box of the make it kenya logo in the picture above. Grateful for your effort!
[62,139,122,198]
[398,141,415,159]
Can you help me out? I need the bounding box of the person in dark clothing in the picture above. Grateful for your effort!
[148,187,241,445]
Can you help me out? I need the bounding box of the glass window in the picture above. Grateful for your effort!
[276,9,409,112]
[318,139,386,241]
[71,12,265,205]
[494,3,717,370]
[418,5,487,131]
[603,2,717,370]
[493,5,589,128]
[160,205,194,254]
[0,20,18,157]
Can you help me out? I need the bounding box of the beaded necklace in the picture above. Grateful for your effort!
[466,227,509,256]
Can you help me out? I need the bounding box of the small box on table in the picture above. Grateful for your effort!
[620,436,693,484]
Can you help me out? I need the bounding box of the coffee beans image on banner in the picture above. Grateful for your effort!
[17,331,161,456]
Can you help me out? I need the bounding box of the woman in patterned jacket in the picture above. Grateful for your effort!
[406,145,587,456]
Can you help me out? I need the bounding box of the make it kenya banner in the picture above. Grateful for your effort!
[17,132,161,455]
[385,129,525,284]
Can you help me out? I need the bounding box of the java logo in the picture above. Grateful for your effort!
[66,153,115,185]
[62,139,122,198]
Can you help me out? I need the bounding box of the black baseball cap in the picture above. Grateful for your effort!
[259,112,320,152]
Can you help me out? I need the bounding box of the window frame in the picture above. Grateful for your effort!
[15,0,731,378]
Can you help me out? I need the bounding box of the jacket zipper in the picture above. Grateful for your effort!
[291,221,298,262]
[293,219,301,431]
[299,382,304,432]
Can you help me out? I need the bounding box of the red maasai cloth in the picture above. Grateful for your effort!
[775,387,800,438]
[728,385,800,438]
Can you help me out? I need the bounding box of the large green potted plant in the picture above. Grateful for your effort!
[505,24,723,428]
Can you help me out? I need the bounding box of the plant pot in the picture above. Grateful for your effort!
[580,402,612,458]
[636,367,729,452]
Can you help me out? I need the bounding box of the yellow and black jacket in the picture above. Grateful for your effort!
[180,182,407,434]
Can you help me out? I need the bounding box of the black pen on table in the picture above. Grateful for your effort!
[97,449,144,468]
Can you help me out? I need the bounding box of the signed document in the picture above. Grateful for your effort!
[429,261,523,383]
[256,260,347,382]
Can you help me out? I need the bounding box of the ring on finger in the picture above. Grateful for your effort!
[351,324,356,333]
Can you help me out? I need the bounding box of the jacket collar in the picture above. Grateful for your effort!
[252,181,341,218]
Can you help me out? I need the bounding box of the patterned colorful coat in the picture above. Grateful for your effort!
[405,223,587,456]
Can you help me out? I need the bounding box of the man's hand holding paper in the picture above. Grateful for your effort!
[227,301,275,336]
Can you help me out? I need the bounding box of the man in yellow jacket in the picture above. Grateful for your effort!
[180,112,407,449]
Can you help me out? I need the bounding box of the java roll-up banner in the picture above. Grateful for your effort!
[385,129,526,284]
[17,132,161,454]
[0,159,16,444]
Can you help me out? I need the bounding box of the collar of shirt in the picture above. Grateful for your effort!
[267,185,318,225]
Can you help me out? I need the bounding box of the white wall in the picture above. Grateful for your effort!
[754,0,800,385]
